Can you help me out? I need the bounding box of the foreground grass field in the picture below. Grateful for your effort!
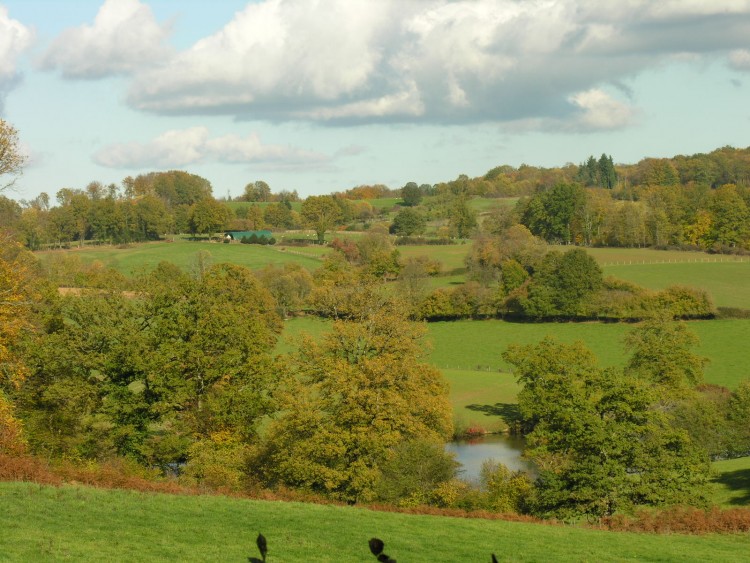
[3,482,750,562]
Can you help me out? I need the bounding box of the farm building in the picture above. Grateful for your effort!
[224,230,274,241]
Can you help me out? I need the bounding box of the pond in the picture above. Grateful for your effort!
[446,434,533,483]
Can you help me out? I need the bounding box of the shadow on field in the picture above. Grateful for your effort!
[467,402,521,425]
[714,467,750,505]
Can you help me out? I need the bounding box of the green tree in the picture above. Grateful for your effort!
[449,196,477,238]
[19,262,282,466]
[520,183,586,244]
[390,208,426,236]
[301,195,342,244]
[401,182,423,207]
[522,249,602,318]
[624,317,706,391]
[504,338,710,520]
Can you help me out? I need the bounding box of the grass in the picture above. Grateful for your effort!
[443,369,520,433]
[427,318,750,390]
[35,240,323,276]
[3,482,750,561]
[397,243,471,273]
[709,457,750,508]
[603,261,750,309]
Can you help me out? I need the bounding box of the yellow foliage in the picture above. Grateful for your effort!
[0,391,27,455]
[0,235,39,388]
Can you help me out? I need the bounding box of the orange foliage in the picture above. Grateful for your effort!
[601,506,750,534]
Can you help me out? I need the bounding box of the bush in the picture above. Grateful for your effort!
[374,440,460,506]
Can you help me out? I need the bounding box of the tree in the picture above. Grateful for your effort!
[301,195,342,244]
[522,248,602,318]
[401,182,423,207]
[19,262,282,465]
[0,119,26,191]
[260,284,452,502]
[520,183,586,244]
[188,199,231,238]
[390,208,426,236]
[448,196,477,238]
[624,317,706,391]
[504,338,710,519]
[707,184,750,248]
[243,180,272,202]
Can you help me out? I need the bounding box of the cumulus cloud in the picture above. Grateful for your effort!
[39,0,171,78]
[93,126,330,170]
[0,6,34,111]
[123,0,750,129]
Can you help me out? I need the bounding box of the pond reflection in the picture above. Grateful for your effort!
[446,434,533,483]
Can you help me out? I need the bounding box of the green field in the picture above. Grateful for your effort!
[35,241,324,276]
[397,243,471,273]
[3,482,750,562]
[603,261,750,309]
[709,456,750,507]
[276,316,750,440]
[427,318,750,390]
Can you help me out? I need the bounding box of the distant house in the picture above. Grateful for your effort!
[224,230,274,241]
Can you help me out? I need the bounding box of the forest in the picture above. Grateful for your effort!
[3,116,750,537]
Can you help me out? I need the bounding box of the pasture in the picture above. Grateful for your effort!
[3,482,750,562]
[709,456,750,507]
[35,240,323,276]
[277,316,750,439]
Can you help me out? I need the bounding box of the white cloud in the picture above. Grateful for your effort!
[93,126,330,170]
[123,0,750,129]
[566,89,638,131]
[39,0,171,78]
[729,49,750,71]
[0,5,34,109]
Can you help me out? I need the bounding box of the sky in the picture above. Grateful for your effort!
[1,0,750,202]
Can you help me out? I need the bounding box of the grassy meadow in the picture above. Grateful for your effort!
[35,239,324,276]
[277,315,750,436]
[3,482,750,562]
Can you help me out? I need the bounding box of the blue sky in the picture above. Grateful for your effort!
[1,0,749,201]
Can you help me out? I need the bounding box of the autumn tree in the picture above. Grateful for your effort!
[243,180,272,202]
[188,198,231,238]
[0,119,26,191]
[260,283,452,502]
[301,195,343,244]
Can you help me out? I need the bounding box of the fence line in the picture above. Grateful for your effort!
[271,247,324,260]
[438,365,508,373]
